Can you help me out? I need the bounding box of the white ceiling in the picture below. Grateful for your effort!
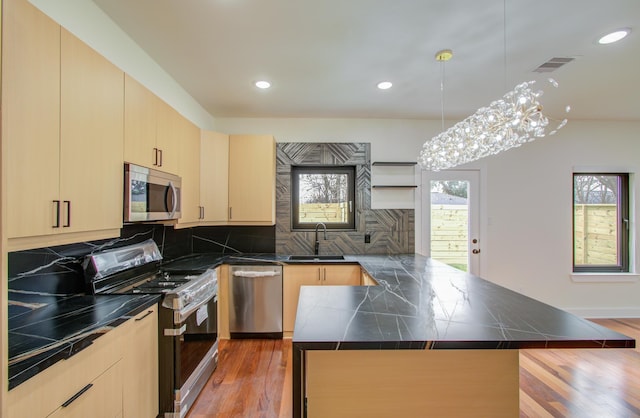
[92,0,640,121]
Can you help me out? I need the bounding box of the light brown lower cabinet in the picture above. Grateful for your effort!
[122,306,159,418]
[361,269,378,286]
[6,305,158,418]
[283,264,361,335]
[305,349,519,418]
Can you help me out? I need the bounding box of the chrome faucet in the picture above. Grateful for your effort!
[314,223,327,255]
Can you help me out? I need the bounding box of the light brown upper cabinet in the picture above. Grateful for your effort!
[3,0,61,241]
[59,29,124,236]
[124,75,179,174]
[200,131,230,223]
[175,112,201,225]
[228,135,276,225]
[3,0,124,249]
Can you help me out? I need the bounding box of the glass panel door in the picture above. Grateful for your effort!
[422,170,480,275]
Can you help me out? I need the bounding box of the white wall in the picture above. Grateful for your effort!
[216,117,640,317]
[483,121,640,317]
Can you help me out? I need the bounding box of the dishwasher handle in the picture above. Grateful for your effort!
[232,270,279,278]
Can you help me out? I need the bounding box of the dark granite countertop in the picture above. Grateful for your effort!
[8,293,159,389]
[9,252,634,390]
[293,254,636,350]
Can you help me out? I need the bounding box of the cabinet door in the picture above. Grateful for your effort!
[176,113,201,224]
[322,265,361,286]
[122,307,159,418]
[228,135,275,224]
[3,0,61,238]
[124,74,157,167]
[60,29,124,233]
[200,131,229,223]
[283,265,322,333]
[155,99,180,174]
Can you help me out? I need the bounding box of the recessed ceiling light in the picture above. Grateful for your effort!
[598,28,631,44]
[255,80,271,89]
[377,81,393,90]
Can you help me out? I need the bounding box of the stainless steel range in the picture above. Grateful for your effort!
[84,239,218,418]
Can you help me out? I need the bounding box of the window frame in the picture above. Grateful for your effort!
[572,172,629,273]
[291,165,356,231]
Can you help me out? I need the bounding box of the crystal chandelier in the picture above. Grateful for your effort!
[418,51,569,171]
[418,79,569,171]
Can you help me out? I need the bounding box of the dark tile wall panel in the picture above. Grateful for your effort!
[191,226,276,254]
[276,142,414,255]
[8,224,275,296]
[8,224,170,295]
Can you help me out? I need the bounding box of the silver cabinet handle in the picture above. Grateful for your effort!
[229,207,232,219]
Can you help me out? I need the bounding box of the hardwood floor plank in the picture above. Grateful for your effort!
[187,319,639,418]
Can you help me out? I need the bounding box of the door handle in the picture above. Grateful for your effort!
[53,200,61,228]
[472,249,481,254]
[63,201,71,227]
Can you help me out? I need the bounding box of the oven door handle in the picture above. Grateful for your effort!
[173,291,217,325]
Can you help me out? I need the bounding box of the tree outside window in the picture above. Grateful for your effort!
[291,166,355,230]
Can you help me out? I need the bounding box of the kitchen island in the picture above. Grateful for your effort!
[292,254,635,418]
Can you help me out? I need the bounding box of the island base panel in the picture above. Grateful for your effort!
[305,349,519,418]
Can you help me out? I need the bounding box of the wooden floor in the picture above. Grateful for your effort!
[187,319,640,418]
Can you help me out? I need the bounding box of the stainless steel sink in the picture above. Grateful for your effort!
[287,255,345,261]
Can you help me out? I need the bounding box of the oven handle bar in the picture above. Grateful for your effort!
[173,291,217,325]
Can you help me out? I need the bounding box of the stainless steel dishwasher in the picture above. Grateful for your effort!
[228,265,283,338]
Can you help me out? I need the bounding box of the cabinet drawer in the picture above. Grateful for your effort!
[7,322,126,418]
[48,360,123,418]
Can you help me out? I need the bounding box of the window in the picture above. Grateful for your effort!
[573,173,629,272]
[291,166,355,230]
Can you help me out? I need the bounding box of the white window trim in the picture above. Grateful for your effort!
[570,273,639,283]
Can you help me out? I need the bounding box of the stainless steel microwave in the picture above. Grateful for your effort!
[124,163,182,222]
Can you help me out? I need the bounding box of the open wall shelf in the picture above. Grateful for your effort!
[372,161,418,166]
[372,185,418,189]
[371,162,417,188]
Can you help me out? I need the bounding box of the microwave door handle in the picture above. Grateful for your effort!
[167,181,178,218]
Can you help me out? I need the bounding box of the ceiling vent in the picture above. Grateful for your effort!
[533,57,575,73]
